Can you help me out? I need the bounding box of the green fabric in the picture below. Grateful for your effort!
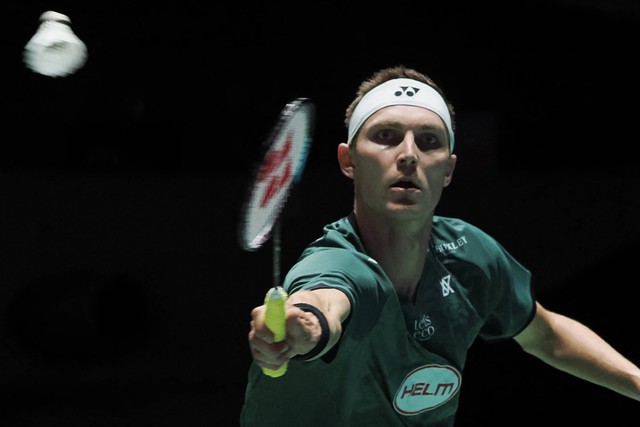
[241,214,535,426]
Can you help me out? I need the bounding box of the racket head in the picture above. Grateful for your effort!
[238,97,315,252]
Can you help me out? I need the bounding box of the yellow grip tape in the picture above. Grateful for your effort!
[262,286,288,378]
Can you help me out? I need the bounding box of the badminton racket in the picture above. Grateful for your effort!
[238,97,315,377]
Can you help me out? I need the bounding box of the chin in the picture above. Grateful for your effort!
[386,203,427,218]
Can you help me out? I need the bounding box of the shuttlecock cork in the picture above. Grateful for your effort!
[23,11,88,77]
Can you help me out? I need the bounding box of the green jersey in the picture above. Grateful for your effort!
[241,214,535,426]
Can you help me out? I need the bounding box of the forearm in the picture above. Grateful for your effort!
[287,289,351,360]
[519,308,640,401]
[248,287,350,372]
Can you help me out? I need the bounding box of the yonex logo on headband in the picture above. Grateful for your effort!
[396,86,420,97]
[347,78,455,152]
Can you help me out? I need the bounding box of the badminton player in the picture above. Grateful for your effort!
[241,65,640,426]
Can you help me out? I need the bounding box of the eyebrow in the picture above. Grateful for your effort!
[368,119,446,133]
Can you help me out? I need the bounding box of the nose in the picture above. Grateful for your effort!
[398,134,418,170]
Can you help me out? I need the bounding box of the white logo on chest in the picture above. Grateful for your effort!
[393,364,461,415]
[440,274,455,297]
[413,314,435,341]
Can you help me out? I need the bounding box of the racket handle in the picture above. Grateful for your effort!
[262,286,288,378]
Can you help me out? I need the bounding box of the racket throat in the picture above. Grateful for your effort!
[272,219,282,287]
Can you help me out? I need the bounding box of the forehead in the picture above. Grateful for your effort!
[363,105,447,131]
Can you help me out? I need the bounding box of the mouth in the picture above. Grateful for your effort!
[390,180,419,190]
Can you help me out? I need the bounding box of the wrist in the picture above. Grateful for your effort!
[292,303,330,361]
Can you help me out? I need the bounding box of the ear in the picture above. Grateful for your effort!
[443,154,457,187]
[337,143,354,179]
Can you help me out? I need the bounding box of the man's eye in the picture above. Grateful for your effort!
[416,134,442,151]
[374,129,401,145]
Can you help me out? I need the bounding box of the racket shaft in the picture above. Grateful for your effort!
[262,286,288,377]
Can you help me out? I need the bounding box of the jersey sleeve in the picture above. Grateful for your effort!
[282,246,395,358]
[434,217,537,343]
[477,240,536,342]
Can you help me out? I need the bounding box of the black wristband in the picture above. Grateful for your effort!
[292,303,330,361]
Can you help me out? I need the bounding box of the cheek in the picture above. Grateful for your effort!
[354,154,384,176]
[423,160,451,183]
[352,159,385,197]
[353,147,395,172]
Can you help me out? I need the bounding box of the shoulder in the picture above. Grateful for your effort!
[432,215,501,256]
[284,216,391,301]
[431,215,530,278]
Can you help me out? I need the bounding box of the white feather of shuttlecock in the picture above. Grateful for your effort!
[23,11,88,78]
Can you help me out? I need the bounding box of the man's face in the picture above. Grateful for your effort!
[340,105,456,221]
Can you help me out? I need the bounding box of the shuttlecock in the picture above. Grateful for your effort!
[23,11,88,77]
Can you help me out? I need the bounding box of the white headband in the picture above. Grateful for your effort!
[347,78,455,152]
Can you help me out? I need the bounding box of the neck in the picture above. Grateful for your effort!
[355,211,433,301]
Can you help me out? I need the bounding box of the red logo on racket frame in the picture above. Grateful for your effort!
[257,133,293,208]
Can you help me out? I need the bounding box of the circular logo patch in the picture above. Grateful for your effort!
[393,364,461,415]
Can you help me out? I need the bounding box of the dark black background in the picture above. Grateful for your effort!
[1,1,639,425]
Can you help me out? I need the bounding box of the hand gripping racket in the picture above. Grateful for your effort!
[238,98,315,377]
